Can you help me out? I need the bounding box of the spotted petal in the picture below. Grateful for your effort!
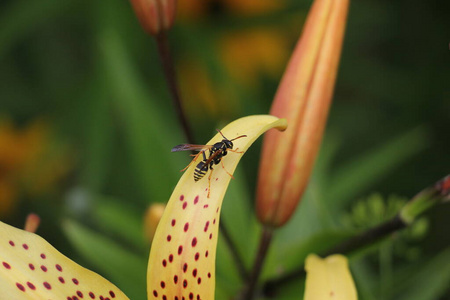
[147,115,287,300]
[0,221,129,300]
[304,254,357,300]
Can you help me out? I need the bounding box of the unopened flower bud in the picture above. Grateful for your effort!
[144,203,166,242]
[24,213,40,233]
[256,0,349,227]
[129,0,177,36]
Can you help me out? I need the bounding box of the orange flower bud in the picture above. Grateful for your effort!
[256,0,349,227]
[129,0,177,36]
[144,203,166,242]
[24,213,40,233]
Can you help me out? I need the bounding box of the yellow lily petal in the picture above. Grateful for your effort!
[0,221,129,300]
[147,115,287,300]
[304,254,357,300]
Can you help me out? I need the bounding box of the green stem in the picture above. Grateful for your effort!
[219,220,249,281]
[238,226,273,300]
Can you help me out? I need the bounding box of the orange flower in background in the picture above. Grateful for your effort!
[176,0,298,117]
[0,118,73,218]
[256,0,350,227]
[217,27,291,88]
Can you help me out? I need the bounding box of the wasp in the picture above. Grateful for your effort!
[171,130,247,197]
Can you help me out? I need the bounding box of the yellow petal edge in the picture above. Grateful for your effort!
[304,254,357,300]
[147,115,287,300]
[0,220,129,300]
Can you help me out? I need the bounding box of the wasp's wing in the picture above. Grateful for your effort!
[171,144,212,152]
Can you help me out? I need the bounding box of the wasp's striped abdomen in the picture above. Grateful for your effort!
[194,161,209,182]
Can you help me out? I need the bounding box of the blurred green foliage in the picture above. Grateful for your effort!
[0,0,449,299]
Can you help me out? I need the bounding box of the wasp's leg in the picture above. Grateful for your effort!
[181,151,206,172]
[221,160,235,179]
[207,167,214,198]
[229,148,244,154]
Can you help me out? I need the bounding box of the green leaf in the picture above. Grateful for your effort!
[63,220,147,300]
[328,127,429,208]
[93,197,147,253]
[392,248,450,300]
[80,78,114,192]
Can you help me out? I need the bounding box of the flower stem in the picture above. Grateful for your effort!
[238,226,273,300]
[155,31,195,144]
[219,220,249,281]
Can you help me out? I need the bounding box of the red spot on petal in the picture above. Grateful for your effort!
[183,280,188,288]
[59,276,65,283]
[22,244,29,250]
[89,292,95,299]
[194,253,200,261]
[192,269,197,277]
[109,290,115,298]
[161,281,166,288]
[184,223,189,232]
[40,253,46,259]
[180,195,184,201]
[153,290,158,297]
[29,263,35,270]
[194,196,199,204]
[167,235,172,242]
[56,264,63,272]
[43,282,52,289]
[9,240,15,246]
[27,282,35,290]
[77,291,83,297]
[197,277,202,284]
[207,272,211,278]
[41,265,48,272]
[209,233,213,240]
[189,293,193,299]
[178,245,183,255]
[174,275,178,283]
[169,254,173,263]
[163,296,167,300]
[72,278,79,285]
[204,221,209,232]
[16,283,25,292]
[171,219,176,226]
[203,205,208,209]
[183,202,188,209]
[205,251,209,257]
[2,262,11,269]
[162,259,167,267]
[192,238,197,247]
[183,263,188,273]
[213,219,216,225]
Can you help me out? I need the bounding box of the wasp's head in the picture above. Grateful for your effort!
[223,139,233,149]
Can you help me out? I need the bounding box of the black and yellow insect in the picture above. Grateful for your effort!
[171,130,246,194]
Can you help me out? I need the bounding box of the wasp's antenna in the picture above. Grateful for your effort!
[230,135,247,141]
[216,129,228,140]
